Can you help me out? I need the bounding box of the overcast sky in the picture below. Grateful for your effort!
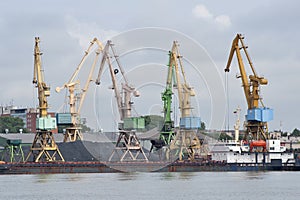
[0,0,299,132]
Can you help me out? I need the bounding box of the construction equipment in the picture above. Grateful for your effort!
[25,37,64,162]
[55,38,104,142]
[95,40,147,162]
[225,34,273,141]
[150,47,177,152]
[1,139,24,162]
[166,41,201,161]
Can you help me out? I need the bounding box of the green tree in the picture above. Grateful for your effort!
[200,121,206,130]
[291,128,300,137]
[0,116,28,133]
[281,132,288,137]
[219,132,233,140]
[81,123,91,133]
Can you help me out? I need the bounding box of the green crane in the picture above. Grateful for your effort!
[160,51,176,145]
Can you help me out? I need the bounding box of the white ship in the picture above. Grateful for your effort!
[211,139,295,165]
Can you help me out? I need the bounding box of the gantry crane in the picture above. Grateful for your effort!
[25,37,64,162]
[56,38,104,142]
[95,40,147,162]
[167,41,201,161]
[225,34,273,141]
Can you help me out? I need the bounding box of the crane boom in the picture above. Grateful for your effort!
[66,38,103,85]
[171,41,195,118]
[225,34,268,109]
[163,51,174,125]
[33,37,50,118]
[95,40,139,121]
[77,43,103,114]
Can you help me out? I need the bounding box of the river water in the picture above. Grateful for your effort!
[0,172,299,200]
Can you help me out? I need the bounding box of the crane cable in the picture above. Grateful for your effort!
[224,71,230,132]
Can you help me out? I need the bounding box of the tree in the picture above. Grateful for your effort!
[0,116,28,133]
[281,132,288,137]
[219,132,233,140]
[199,121,206,130]
[81,123,91,133]
[291,128,300,137]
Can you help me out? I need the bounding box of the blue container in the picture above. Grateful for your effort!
[246,108,262,121]
[180,117,201,129]
[246,108,273,122]
[261,108,273,122]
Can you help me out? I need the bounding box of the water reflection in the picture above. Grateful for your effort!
[178,172,195,180]
[34,174,53,183]
[34,174,85,183]
[117,172,139,181]
[244,171,266,180]
[160,172,175,180]
[160,172,194,180]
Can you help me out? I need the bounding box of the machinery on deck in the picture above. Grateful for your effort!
[25,37,64,162]
[225,34,273,142]
[95,40,147,162]
[55,38,104,142]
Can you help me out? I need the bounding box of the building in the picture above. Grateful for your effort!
[0,106,57,133]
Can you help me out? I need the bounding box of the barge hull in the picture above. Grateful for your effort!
[1,161,300,174]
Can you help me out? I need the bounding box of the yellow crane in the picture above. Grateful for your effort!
[225,34,273,141]
[167,41,201,161]
[55,38,104,142]
[25,37,64,162]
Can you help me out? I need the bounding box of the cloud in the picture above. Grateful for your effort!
[192,4,231,28]
[192,4,213,19]
[215,15,231,28]
[64,15,119,49]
